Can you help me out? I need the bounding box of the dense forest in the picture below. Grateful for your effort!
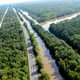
[0,8,29,80]
[49,16,80,53]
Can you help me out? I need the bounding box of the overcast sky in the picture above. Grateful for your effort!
[0,0,79,5]
[0,0,64,5]
[0,0,40,5]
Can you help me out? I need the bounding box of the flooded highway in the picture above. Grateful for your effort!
[19,10,64,80]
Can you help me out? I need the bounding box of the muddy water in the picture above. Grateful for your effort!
[19,11,64,80]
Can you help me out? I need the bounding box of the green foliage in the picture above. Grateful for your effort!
[30,21,80,80]
[39,69,50,80]
[0,9,29,80]
[49,16,80,53]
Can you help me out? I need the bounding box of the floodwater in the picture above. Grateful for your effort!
[19,11,64,80]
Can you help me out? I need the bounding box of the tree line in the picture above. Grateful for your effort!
[49,16,80,53]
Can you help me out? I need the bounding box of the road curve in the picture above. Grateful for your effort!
[20,10,80,31]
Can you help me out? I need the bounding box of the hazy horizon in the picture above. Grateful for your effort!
[0,0,80,5]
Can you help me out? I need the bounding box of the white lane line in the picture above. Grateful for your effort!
[0,7,9,28]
